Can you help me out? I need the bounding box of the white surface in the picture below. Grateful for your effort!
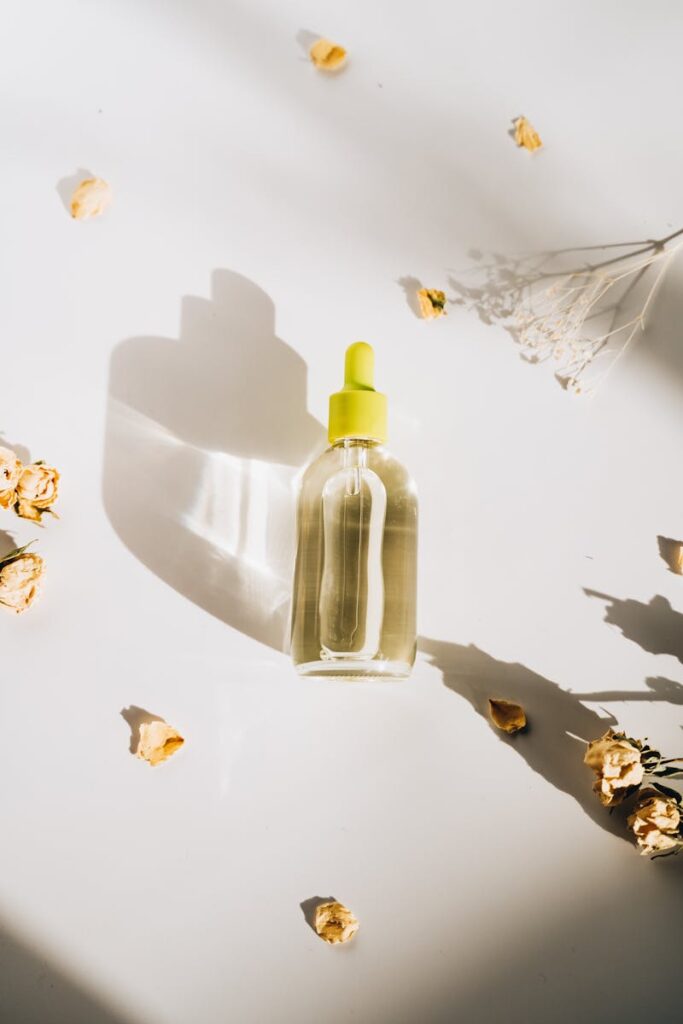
[1,1,683,1021]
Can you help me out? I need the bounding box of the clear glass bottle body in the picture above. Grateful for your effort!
[290,439,417,678]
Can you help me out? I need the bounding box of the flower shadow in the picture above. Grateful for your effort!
[102,269,325,652]
[584,590,683,663]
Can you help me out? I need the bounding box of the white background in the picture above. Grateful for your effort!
[1,1,683,1021]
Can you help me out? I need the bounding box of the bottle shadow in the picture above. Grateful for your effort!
[584,590,683,663]
[418,637,683,841]
[102,270,325,652]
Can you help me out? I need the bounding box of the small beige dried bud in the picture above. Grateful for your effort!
[0,548,44,614]
[314,901,359,944]
[584,729,644,806]
[0,447,22,509]
[70,177,113,220]
[488,698,527,734]
[16,463,60,522]
[657,536,683,576]
[417,288,447,319]
[136,720,185,766]
[513,116,542,151]
[627,789,681,856]
[309,38,348,71]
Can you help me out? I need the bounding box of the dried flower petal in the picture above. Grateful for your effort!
[584,729,644,806]
[513,116,542,152]
[488,698,527,734]
[0,546,44,614]
[70,177,112,220]
[627,788,682,856]
[309,38,348,71]
[314,901,359,944]
[136,720,184,766]
[417,288,447,320]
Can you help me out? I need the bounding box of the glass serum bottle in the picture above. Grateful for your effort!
[290,342,417,678]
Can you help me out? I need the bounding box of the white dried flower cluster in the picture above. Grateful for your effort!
[450,233,683,395]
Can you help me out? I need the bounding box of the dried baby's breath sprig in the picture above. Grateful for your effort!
[449,229,683,394]
[0,541,44,614]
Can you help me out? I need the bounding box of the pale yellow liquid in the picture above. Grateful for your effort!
[290,440,417,678]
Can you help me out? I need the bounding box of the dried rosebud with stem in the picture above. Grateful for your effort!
[584,730,646,807]
[585,728,683,807]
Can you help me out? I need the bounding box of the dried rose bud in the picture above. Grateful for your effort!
[584,729,644,806]
[0,447,22,509]
[657,536,683,576]
[136,720,185,766]
[309,38,348,71]
[417,288,447,319]
[0,545,44,614]
[513,116,542,152]
[15,463,60,523]
[627,789,682,856]
[314,901,359,944]
[70,177,113,220]
[488,698,527,734]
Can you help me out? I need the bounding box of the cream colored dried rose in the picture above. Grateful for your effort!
[314,901,359,944]
[489,698,527,734]
[309,38,347,71]
[70,177,113,220]
[417,288,447,319]
[513,116,542,151]
[136,720,185,766]
[0,547,44,614]
[627,789,681,856]
[0,447,22,509]
[15,463,60,522]
[584,729,644,806]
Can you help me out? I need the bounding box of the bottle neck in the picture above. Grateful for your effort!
[332,437,382,450]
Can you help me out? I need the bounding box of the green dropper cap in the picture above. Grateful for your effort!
[328,342,387,445]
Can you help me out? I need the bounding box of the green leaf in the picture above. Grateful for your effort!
[0,540,36,568]
[651,782,682,803]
